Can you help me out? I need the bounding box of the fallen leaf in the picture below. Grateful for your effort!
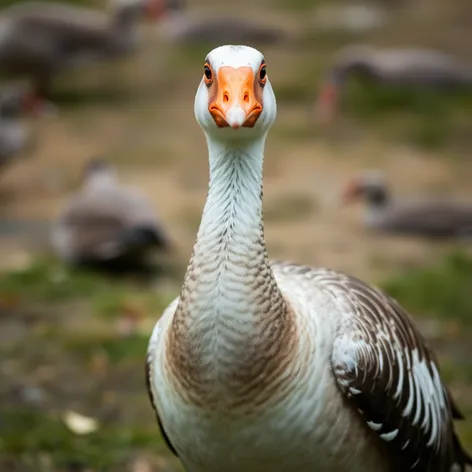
[63,410,99,435]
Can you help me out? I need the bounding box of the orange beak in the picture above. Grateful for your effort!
[209,66,263,129]
[315,81,338,124]
[341,180,362,204]
[144,0,165,20]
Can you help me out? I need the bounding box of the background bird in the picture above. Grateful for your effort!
[0,0,165,98]
[342,170,472,240]
[51,158,172,273]
[0,82,49,174]
[315,45,472,122]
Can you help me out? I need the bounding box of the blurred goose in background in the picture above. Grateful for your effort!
[342,170,472,239]
[155,0,287,45]
[316,45,472,121]
[146,45,471,472]
[0,0,165,97]
[0,83,49,173]
[51,159,171,271]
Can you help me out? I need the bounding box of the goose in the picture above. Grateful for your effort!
[341,170,472,240]
[51,159,171,271]
[155,0,287,45]
[146,45,472,472]
[315,45,472,121]
[0,0,164,97]
[0,83,48,173]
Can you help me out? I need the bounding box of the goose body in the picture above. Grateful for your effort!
[316,45,472,121]
[342,171,472,239]
[0,0,163,96]
[146,45,471,472]
[51,159,170,270]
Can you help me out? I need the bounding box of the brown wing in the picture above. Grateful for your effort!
[319,270,472,471]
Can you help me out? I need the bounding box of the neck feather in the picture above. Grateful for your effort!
[168,135,293,408]
[181,135,282,312]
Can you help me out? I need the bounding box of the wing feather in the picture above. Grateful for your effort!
[271,262,471,472]
[323,271,469,471]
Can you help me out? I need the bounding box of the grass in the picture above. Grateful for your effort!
[0,256,182,471]
[0,409,167,471]
[382,250,472,326]
[0,257,176,314]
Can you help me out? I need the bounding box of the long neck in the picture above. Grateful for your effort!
[196,137,266,267]
[168,136,293,407]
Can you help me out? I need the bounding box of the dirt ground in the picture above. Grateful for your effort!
[1,0,472,470]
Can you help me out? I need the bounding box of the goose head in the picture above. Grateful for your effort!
[0,85,53,119]
[82,158,118,190]
[315,44,376,123]
[194,45,277,144]
[341,170,390,207]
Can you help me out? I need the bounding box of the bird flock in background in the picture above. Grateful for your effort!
[0,0,471,274]
[0,1,471,470]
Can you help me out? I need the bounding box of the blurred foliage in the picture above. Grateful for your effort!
[382,251,472,325]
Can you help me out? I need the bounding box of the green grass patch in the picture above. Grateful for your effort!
[0,409,158,470]
[62,331,150,364]
[92,288,172,319]
[0,256,176,322]
[0,258,112,303]
[382,251,472,326]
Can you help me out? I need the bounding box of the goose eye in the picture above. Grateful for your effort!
[259,64,267,84]
[204,64,212,83]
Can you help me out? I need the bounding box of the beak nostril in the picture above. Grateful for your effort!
[223,92,229,103]
[243,92,249,103]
